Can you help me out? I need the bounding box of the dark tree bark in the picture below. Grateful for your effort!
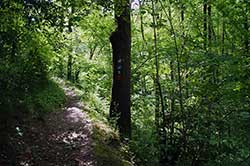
[67,3,74,81]
[139,0,146,42]
[109,0,131,139]
[208,0,212,50]
[203,0,207,51]
[243,1,249,55]
[67,53,72,81]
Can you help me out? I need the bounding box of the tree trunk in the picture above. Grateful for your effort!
[139,0,146,42]
[67,54,72,81]
[208,0,212,51]
[243,2,249,55]
[67,3,74,81]
[109,0,131,139]
[151,0,167,164]
[203,0,207,51]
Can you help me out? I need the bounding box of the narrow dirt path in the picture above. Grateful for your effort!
[41,86,95,166]
[1,86,96,166]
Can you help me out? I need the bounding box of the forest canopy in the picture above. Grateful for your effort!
[0,0,250,165]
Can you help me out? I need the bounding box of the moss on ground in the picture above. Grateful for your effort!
[91,119,134,166]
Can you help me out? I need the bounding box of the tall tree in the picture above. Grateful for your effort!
[203,0,207,51]
[110,0,131,139]
[151,0,167,164]
[67,1,74,81]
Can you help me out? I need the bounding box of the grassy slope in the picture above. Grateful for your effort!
[91,119,133,166]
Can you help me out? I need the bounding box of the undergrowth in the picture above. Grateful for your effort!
[84,94,134,165]
[23,79,66,116]
[91,120,133,166]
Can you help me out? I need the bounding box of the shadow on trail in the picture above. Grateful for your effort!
[0,85,95,166]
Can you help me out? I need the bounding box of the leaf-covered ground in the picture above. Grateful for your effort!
[0,86,95,166]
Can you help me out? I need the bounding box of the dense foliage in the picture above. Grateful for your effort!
[1,0,249,165]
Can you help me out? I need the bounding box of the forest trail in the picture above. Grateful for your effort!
[1,85,96,166]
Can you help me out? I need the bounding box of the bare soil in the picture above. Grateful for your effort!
[0,86,96,166]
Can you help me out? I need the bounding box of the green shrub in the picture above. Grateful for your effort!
[23,80,66,115]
